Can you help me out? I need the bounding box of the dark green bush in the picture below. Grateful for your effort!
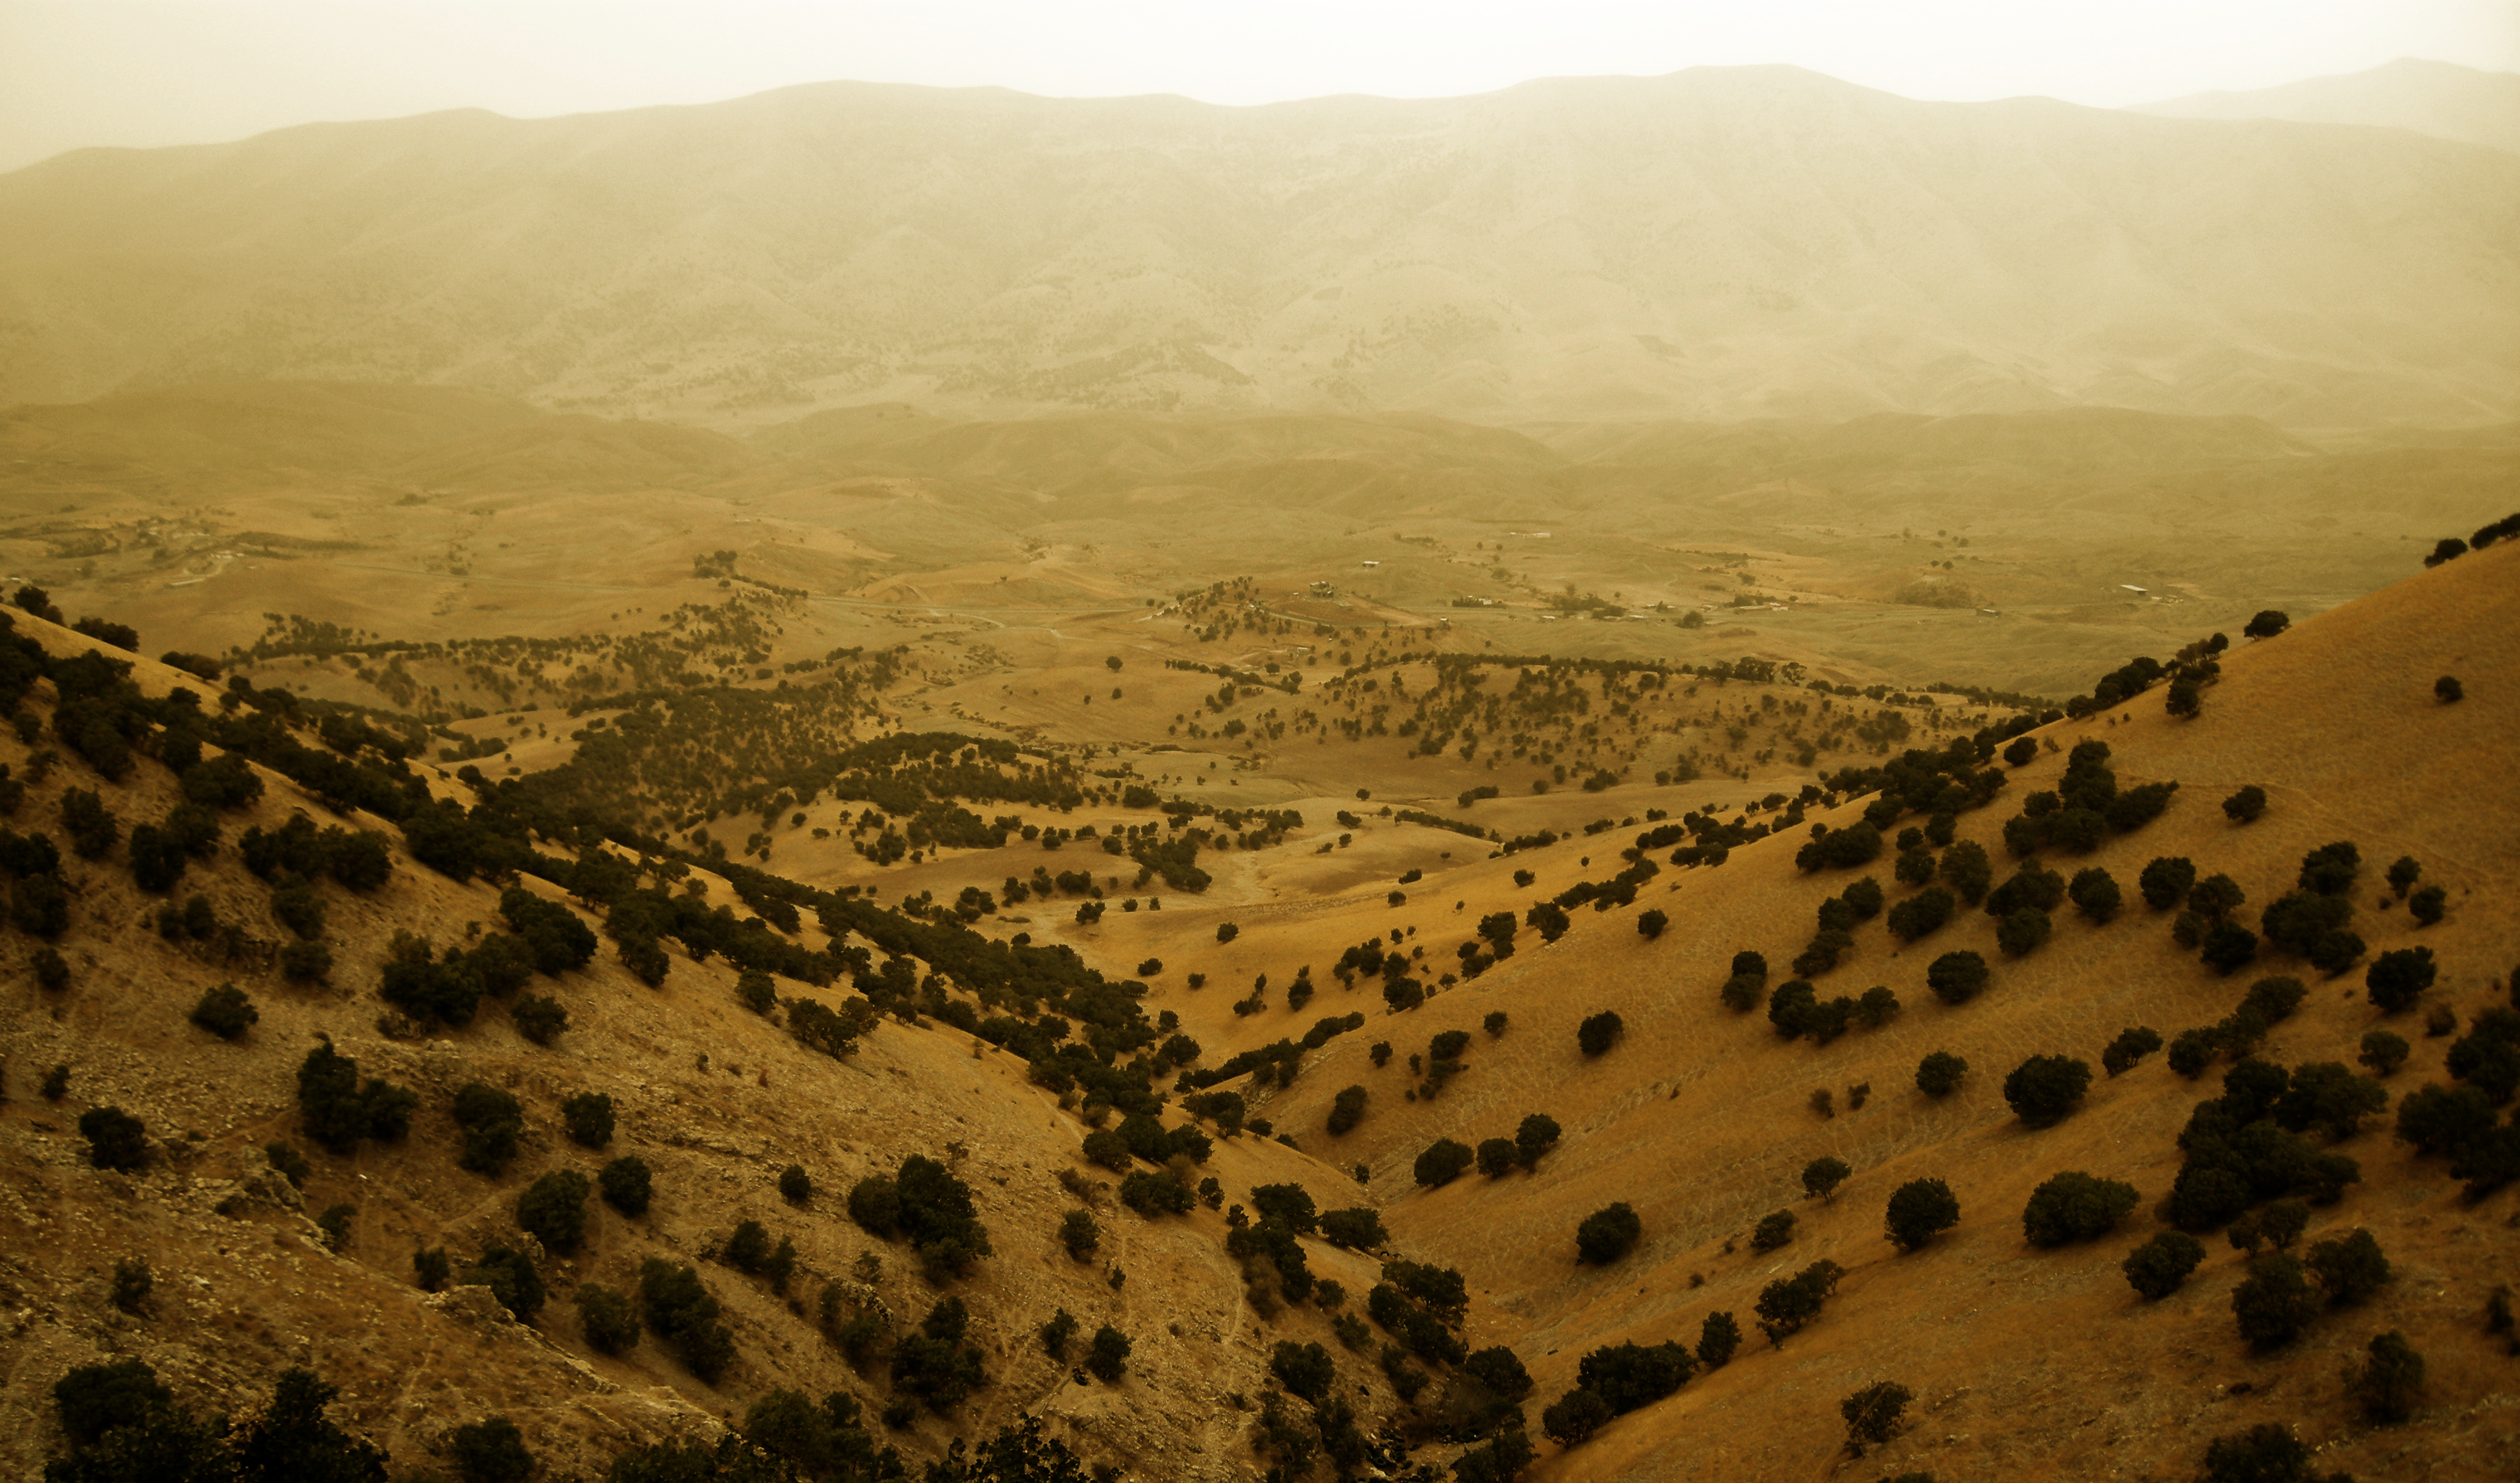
[1925,951,1988,1005]
[466,1247,544,1324]
[1884,1179,1959,1251]
[2003,1055,2093,1128]
[1574,1202,1642,1264]
[599,1155,653,1216]
[2122,1230,2206,1299]
[561,1092,614,1148]
[449,1414,536,1483]
[188,983,258,1040]
[2367,948,2436,1012]
[517,1170,591,1255]
[2020,1172,2139,1245]
[1915,1051,1967,1097]
[576,1283,639,1354]
[1414,1138,1474,1188]
[78,1106,147,1171]
[451,1082,524,1176]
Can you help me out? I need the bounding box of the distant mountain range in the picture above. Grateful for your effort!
[2136,57,2520,155]
[3,65,2514,428]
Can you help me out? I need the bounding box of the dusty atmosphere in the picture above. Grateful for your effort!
[1,16,2516,1483]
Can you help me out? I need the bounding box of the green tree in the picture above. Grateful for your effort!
[1697,1311,1741,1368]
[1327,1084,1368,1135]
[561,1092,614,1148]
[517,1170,591,1256]
[1925,951,1988,1005]
[1996,907,2053,957]
[1540,1388,1613,1446]
[2351,1331,2425,1423]
[2306,1228,2391,1303]
[2138,856,2196,910]
[1513,1113,1561,1170]
[2122,1231,2206,1299]
[1574,1202,1642,1264]
[2366,947,2436,1012]
[78,1106,148,1171]
[1753,1260,1843,1346]
[2232,1252,2320,1349]
[1414,1138,1474,1188]
[2222,786,2267,823]
[1085,1324,1132,1382]
[599,1155,653,1215]
[449,1415,536,1483]
[1577,1011,1624,1056]
[1801,1156,1852,1203]
[2242,610,2289,639]
[1840,1380,1913,1454]
[2102,1026,2162,1077]
[1883,1179,1959,1251]
[577,1283,639,1354]
[2358,1029,2410,1075]
[1058,1208,1099,1260]
[2003,1055,2092,1128]
[1938,840,1993,905]
[189,983,258,1041]
[1319,1206,1389,1249]
[1915,1051,1967,1097]
[2068,868,2121,922]
[2020,1172,2139,1245]
[451,1082,523,1176]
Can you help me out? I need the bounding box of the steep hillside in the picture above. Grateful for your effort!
[0,615,1408,1479]
[4,501,2516,1481]
[2137,59,2520,155]
[3,68,2516,427]
[1220,538,2520,1479]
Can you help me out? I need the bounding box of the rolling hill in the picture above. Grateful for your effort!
[2,493,2514,1480]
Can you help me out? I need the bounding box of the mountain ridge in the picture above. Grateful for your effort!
[4,67,2514,430]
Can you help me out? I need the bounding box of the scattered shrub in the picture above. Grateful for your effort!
[561,1092,614,1148]
[1915,1051,1967,1097]
[2020,1172,2139,1245]
[451,1082,524,1176]
[188,982,258,1040]
[1414,1138,1474,1188]
[2122,1230,2206,1300]
[77,1106,148,1172]
[577,1283,639,1354]
[1925,951,1988,1005]
[1801,1156,1852,1203]
[599,1155,653,1216]
[2351,1331,2426,1423]
[2366,947,2436,1012]
[517,1169,591,1255]
[2003,1055,2093,1128]
[1884,1179,1960,1252]
[1574,1202,1642,1264]
[2102,1026,2163,1077]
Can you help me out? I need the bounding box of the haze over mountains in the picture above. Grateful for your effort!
[3,65,2515,430]
[2138,57,2520,156]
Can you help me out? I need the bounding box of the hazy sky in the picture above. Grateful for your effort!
[3,0,2514,171]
